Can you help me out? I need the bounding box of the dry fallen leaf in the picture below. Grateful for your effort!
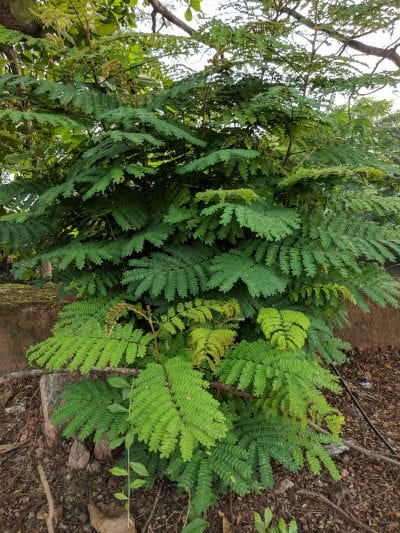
[218,510,232,533]
[0,441,26,454]
[88,501,136,533]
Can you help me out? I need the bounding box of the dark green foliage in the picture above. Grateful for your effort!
[123,245,213,301]
[1,34,399,524]
[216,340,342,428]
[235,413,340,487]
[52,379,129,443]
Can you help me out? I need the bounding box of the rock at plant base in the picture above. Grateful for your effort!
[4,401,26,415]
[88,501,136,533]
[358,378,374,390]
[67,439,90,470]
[40,373,77,446]
[276,478,295,494]
[87,460,101,473]
[325,443,351,458]
[94,436,113,462]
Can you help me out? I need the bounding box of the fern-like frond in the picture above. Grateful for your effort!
[278,166,384,189]
[167,433,252,512]
[158,299,241,337]
[52,379,129,443]
[195,188,259,204]
[334,188,400,216]
[257,308,310,350]
[177,149,260,174]
[53,297,122,332]
[28,321,153,373]
[261,240,359,278]
[209,250,288,298]
[235,413,340,488]
[216,340,342,426]
[64,271,120,297]
[289,283,356,306]
[109,197,149,231]
[345,264,400,311]
[0,75,117,117]
[128,357,227,461]
[99,107,205,147]
[14,240,124,276]
[0,212,49,245]
[306,316,350,365]
[0,109,84,130]
[122,245,213,301]
[122,223,174,255]
[192,199,300,242]
[80,166,126,200]
[189,327,237,369]
[303,214,400,265]
[81,131,162,166]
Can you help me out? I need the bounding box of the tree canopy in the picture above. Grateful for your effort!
[0,1,399,530]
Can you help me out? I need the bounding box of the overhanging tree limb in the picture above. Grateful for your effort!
[148,0,195,36]
[281,6,400,69]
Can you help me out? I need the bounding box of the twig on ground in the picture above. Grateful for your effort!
[0,367,141,381]
[4,369,400,467]
[0,441,28,454]
[141,487,162,533]
[1,368,253,400]
[308,420,400,467]
[298,490,379,533]
[352,473,400,509]
[37,463,55,533]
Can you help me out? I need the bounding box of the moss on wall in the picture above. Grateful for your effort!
[0,283,60,310]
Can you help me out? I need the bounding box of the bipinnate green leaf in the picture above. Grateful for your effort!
[128,357,227,461]
[257,308,310,350]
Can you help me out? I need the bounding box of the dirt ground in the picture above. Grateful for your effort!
[0,348,399,532]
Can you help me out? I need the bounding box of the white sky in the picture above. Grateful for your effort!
[154,0,400,108]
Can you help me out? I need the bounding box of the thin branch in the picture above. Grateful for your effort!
[210,381,253,399]
[308,420,400,468]
[148,0,195,36]
[298,490,379,533]
[0,367,253,399]
[280,6,400,69]
[141,487,162,532]
[4,368,400,468]
[0,45,21,75]
[37,463,56,533]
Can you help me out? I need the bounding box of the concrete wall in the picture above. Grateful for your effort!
[0,284,399,375]
[0,284,60,374]
[338,303,400,351]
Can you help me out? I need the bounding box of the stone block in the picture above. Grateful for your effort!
[40,372,78,446]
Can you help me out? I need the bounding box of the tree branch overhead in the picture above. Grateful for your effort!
[281,6,400,69]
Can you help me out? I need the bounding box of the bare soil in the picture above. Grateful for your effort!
[0,348,399,532]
